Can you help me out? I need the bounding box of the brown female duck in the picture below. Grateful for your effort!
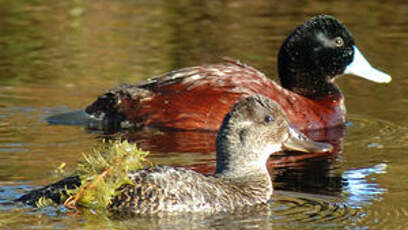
[18,95,332,214]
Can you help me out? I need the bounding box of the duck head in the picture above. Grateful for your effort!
[278,15,391,99]
[215,95,332,178]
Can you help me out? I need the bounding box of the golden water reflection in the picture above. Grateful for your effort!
[0,0,407,229]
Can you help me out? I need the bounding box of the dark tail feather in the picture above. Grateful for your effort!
[47,110,99,126]
[15,176,81,206]
[46,109,124,133]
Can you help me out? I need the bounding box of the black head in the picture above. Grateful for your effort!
[278,15,355,98]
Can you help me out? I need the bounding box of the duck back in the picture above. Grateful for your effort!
[108,166,272,214]
[86,61,345,131]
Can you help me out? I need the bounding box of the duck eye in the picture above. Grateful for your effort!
[264,115,274,123]
[334,37,344,47]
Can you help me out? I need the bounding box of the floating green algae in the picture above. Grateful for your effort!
[35,196,55,208]
[37,140,150,210]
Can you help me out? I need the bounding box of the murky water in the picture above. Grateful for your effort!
[0,0,407,229]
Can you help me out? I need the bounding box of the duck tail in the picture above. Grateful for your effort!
[15,176,81,206]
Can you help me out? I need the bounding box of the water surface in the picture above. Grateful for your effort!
[0,0,408,229]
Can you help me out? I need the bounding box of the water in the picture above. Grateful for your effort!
[1,0,408,229]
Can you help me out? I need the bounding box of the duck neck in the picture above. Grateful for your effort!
[279,68,342,100]
[214,129,271,180]
[214,124,274,203]
[277,42,343,100]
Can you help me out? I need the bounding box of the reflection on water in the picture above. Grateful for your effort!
[0,123,389,230]
[0,171,385,230]
[346,114,408,149]
[342,164,387,208]
[0,0,408,229]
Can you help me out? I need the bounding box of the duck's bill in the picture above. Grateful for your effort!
[344,46,391,83]
[282,127,333,153]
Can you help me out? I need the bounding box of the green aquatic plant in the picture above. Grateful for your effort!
[35,140,150,210]
[35,196,55,208]
[65,140,150,210]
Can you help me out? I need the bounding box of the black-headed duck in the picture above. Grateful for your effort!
[51,15,391,132]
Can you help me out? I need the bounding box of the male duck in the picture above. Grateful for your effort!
[18,95,332,214]
[77,15,391,132]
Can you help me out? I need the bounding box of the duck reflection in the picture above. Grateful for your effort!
[103,122,345,154]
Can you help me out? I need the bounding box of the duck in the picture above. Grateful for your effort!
[69,14,390,132]
[17,95,332,214]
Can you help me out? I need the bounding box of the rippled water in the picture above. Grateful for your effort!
[0,0,408,229]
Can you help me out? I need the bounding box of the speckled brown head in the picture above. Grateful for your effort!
[215,95,332,178]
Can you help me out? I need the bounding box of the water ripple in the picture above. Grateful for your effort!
[346,114,408,149]
[271,191,359,227]
[341,164,387,208]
